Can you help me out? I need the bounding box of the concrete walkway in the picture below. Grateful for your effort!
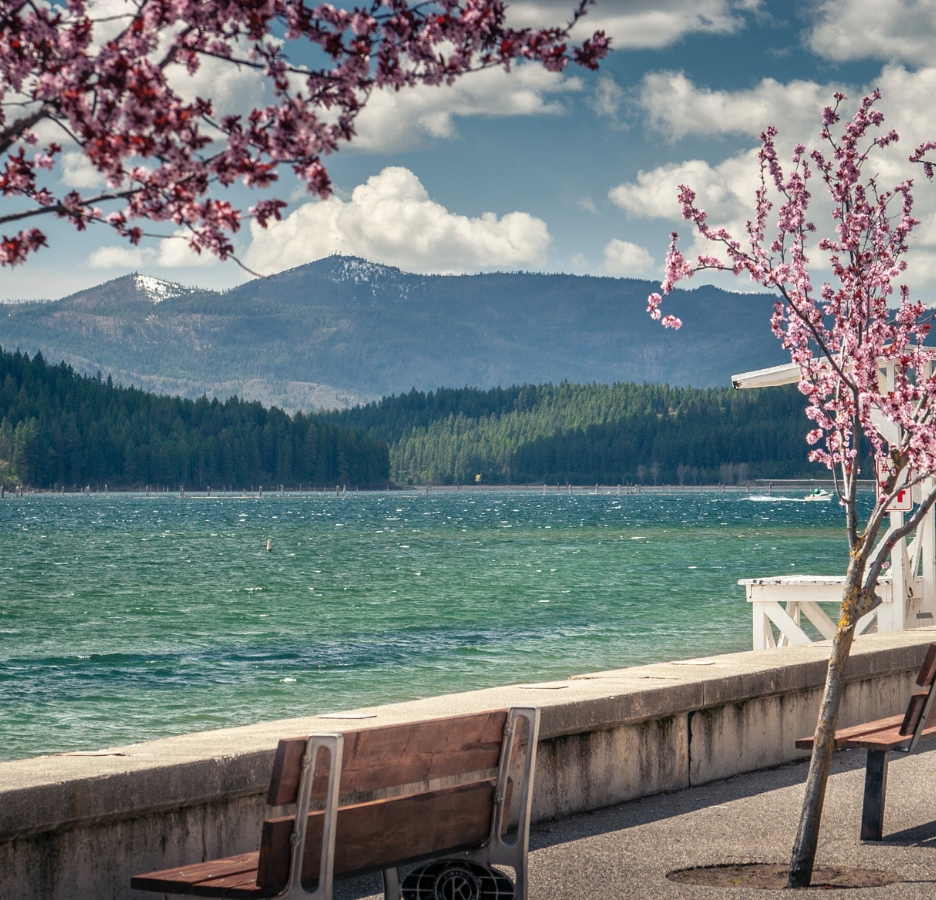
[338,744,936,898]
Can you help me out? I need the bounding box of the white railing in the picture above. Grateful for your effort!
[734,360,936,648]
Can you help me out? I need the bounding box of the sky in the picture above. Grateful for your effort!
[5,0,936,301]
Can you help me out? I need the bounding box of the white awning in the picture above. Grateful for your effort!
[731,363,800,390]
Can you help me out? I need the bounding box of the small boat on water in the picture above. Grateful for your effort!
[803,488,833,501]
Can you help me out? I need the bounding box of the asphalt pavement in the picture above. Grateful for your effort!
[336,743,936,898]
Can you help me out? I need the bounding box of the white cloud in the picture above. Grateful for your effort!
[620,66,936,209]
[87,245,154,269]
[588,75,626,128]
[166,39,582,158]
[60,152,106,189]
[579,196,598,214]
[243,167,551,275]
[866,66,936,173]
[608,152,781,280]
[609,151,760,222]
[613,65,936,291]
[635,71,837,142]
[157,232,220,268]
[602,239,655,276]
[630,65,936,163]
[805,0,936,65]
[167,52,266,120]
[172,46,583,159]
[85,0,139,48]
[351,64,581,153]
[506,0,762,48]
[86,235,218,270]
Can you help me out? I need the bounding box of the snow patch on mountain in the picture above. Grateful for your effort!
[324,257,401,285]
[133,274,196,303]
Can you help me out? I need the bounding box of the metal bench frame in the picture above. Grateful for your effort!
[860,664,936,842]
[797,644,936,842]
[272,705,540,900]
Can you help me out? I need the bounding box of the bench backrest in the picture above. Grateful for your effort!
[256,708,535,889]
[266,709,509,804]
[899,643,936,749]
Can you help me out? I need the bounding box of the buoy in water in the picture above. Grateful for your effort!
[266,539,273,552]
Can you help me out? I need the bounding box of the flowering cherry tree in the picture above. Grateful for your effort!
[0,0,607,267]
[649,93,936,887]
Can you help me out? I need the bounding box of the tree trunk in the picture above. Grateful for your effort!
[787,578,860,888]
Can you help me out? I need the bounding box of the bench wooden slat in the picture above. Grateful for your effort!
[841,720,936,750]
[900,691,929,735]
[130,852,260,894]
[917,643,936,686]
[212,883,276,900]
[258,778,507,886]
[794,714,905,750]
[267,710,509,805]
[191,871,275,898]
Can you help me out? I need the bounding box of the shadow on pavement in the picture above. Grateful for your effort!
[323,750,878,899]
[883,820,936,848]
[528,753,874,852]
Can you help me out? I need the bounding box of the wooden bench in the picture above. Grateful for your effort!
[131,706,540,899]
[796,643,936,841]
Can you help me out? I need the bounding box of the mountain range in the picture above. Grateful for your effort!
[0,256,788,410]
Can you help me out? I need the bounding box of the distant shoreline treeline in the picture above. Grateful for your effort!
[324,382,826,486]
[0,348,389,489]
[1,346,827,491]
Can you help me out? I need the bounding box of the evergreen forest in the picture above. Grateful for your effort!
[325,382,826,486]
[0,347,389,489]
[1,345,828,491]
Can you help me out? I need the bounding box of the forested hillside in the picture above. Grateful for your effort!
[325,382,825,485]
[0,257,788,406]
[0,345,825,490]
[0,348,389,489]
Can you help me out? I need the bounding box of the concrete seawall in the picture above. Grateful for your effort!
[3,628,935,900]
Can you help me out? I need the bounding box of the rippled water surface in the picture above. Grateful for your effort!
[0,489,860,760]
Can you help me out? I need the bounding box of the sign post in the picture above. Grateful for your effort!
[876,460,913,512]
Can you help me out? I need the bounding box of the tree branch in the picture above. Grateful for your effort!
[0,103,55,156]
[0,187,145,226]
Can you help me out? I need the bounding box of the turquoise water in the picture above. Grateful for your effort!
[0,490,858,761]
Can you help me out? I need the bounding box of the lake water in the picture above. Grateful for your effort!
[0,489,860,761]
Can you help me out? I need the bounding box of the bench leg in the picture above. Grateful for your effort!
[860,749,889,841]
[382,868,401,900]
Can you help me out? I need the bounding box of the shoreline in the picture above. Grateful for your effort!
[1,481,875,496]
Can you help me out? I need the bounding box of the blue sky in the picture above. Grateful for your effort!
[5,0,936,300]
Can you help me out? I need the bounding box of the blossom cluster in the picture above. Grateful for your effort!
[0,0,608,267]
[648,92,936,487]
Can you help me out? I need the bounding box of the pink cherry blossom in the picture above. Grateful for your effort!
[0,0,608,268]
[647,91,936,888]
[650,93,936,498]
